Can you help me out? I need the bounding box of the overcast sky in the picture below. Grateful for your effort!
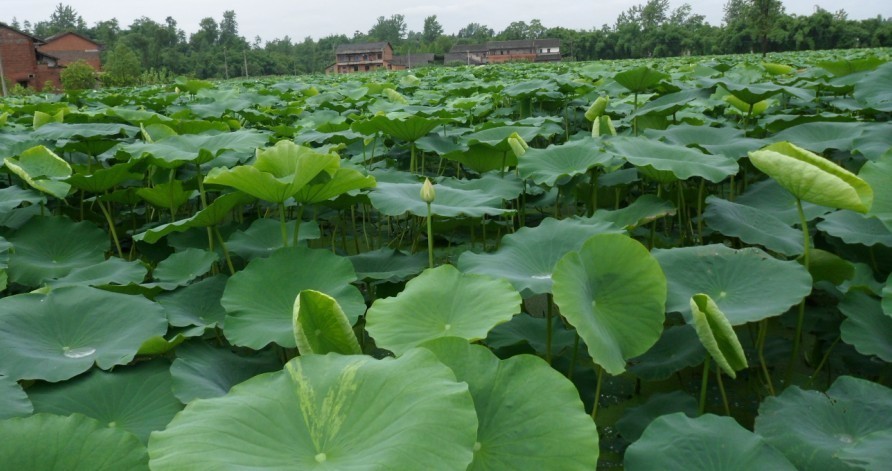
[6,1,891,43]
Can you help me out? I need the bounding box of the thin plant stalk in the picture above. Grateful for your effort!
[807,336,841,387]
[278,203,288,247]
[716,367,731,415]
[213,226,236,276]
[425,202,434,268]
[568,332,580,381]
[699,356,711,414]
[292,204,305,247]
[96,197,124,259]
[545,293,554,365]
[757,319,776,396]
[787,198,811,384]
[591,364,604,422]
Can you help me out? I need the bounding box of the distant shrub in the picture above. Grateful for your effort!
[61,60,96,91]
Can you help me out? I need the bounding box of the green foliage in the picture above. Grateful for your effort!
[60,60,96,91]
[103,43,142,87]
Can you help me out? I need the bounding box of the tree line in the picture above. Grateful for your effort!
[6,1,891,84]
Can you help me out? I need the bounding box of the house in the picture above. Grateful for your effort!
[331,42,394,74]
[0,22,63,92]
[38,31,102,70]
[447,39,561,65]
[390,53,435,70]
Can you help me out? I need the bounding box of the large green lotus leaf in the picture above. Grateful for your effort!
[704,196,804,256]
[444,143,519,173]
[0,413,148,470]
[0,286,167,382]
[609,137,738,183]
[134,191,255,243]
[3,145,72,198]
[588,194,675,230]
[0,185,44,216]
[149,350,478,470]
[169,340,281,403]
[67,161,143,194]
[807,249,855,285]
[0,374,32,419]
[351,112,441,141]
[614,66,669,93]
[552,233,667,375]
[7,216,108,287]
[839,291,892,362]
[366,265,521,355]
[32,122,139,140]
[46,257,148,288]
[615,391,698,442]
[136,180,191,214]
[204,140,339,203]
[27,361,183,443]
[293,290,361,355]
[645,124,766,161]
[817,210,892,247]
[348,248,427,282]
[441,172,526,201]
[293,167,376,204]
[225,218,320,260]
[157,275,228,328]
[626,413,795,470]
[819,56,885,77]
[461,126,542,151]
[718,81,786,105]
[756,375,892,470]
[857,154,892,233]
[485,314,578,358]
[369,181,513,218]
[735,178,831,225]
[222,246,365,349]
[458,217,621,297]
[421,337,599,470]
[630,88,709,118]
[628,324,706,381]
[886,274,892,317]
[772,122,867,153]
[835,429,892,470]
[654,245,812,325]
[517,138,615,187]
[147,248,218,290]
[689,293,747,378]
[854,61,892,112]
[121,129,269,167]
[748,141,873,213]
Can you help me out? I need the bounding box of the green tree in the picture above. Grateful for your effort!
[103,43,141,87]
[422,15,443,43]
[32,3,87,38]
[60,60,95,91]
[457,22,494,42]
[753,0,784,56]
[368,15,407,43]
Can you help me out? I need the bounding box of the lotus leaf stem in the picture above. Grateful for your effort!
[546,293,554,365]
[787,198,810,384]
[591,364,604,422]
[757,319,776,396]
[699,356,710,415]
[716,366,730,415]
[426,203,434,268]
[96,196,124,259]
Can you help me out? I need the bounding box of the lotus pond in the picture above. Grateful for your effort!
[1,49,892,469]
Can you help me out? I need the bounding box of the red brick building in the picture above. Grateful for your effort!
[38,31,102,70]
[447,39,562,65]
[0,23,63,91]
[330,42,394,74]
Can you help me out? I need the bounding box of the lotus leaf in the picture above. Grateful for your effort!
[121,130,269,168]
[7,216,108,287]
[225,218,320,260]
[348,248,427,282]
[689,293,748,378]
[735,179,831,225]
[28,361,183,443]
[421,338,599,470]
[854,61,892,112]
[609,137,738,183]
[0,286,167,382]
[148,248,218,289]
[46,257,148,288]
[458,217,622,297]
[157,275,228,328]
[369,181,513,218]
[134,191,256,243]
[366,265,521,355]
[0,374,32,419]
[0,413,148,470]
[293,290,361,355]
[704,196,804,256]
[772,122,866,153]
[614,66,669,93]
[839,291,892,362]
[552,233,667,375]
[858,153,892,232]
[748,141,873,213]
[3,145,72,198]
[517,138,614,187]
[756,375,892,470]
[628,325,706,381]
[169,340,281,403]
[626,413,795,470]
[654,244,812,325]
[222,246,365,349]
[149,349,478,470]
[817,210,892,247]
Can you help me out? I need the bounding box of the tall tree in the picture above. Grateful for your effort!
[457,23,494,42]
[422,15,443,43]
[753,0,784,56]
[368,15,407,43]
[32,3,87,37]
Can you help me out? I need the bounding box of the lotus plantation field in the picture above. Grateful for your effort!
[1,48,892,469]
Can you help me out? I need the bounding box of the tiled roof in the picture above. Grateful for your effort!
[335,42,391,53]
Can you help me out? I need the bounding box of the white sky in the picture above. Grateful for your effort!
[5,1,891,43]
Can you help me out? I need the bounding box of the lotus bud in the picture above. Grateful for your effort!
[384,88,408,104]
[592,116,617,137]
[585,96,609,121]
[420,178,436,203]
[174,86,180,94]
[508,132,528,158]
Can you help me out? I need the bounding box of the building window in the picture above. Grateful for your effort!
[365,65,370,71]
[353,65,358,72]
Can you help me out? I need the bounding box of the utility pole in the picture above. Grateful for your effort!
[243,50,248,77]
[223,46,229,79]
[0,46,8,97]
